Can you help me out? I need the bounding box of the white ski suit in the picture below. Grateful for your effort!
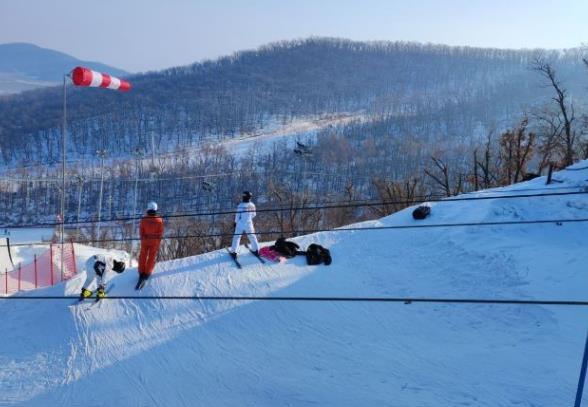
[230,201,259,253]
[82,253,123,291]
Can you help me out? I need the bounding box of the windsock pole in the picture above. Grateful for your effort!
[61,74,68,280]
[60,67,131,274]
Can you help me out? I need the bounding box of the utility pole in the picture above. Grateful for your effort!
[96,149,107,239]
[76,175,84,234]
[132,147,143,260]
[294,141,313,233]
[151,130,156,169]
[24,176,30,209]
[202,180,215,239]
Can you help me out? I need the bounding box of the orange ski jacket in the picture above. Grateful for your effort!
[140,215,164,243]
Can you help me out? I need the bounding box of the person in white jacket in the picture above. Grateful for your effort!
[229,191,260,258]
[79,251,128,299]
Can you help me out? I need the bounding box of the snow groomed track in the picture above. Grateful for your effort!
[1,163,588,406]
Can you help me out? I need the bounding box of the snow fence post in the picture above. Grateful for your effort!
[546,163,554,185]
[49,244,54,284]
[575,332,588,407]
[33,254,37,288]
[48,250,53,285]
[70,239,77,277]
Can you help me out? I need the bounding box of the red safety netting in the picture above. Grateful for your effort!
[0,242,77,295]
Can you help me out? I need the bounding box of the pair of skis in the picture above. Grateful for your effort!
[227,245,265,269]
[71,284,115,308]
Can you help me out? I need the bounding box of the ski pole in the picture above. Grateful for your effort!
[575,332,588,407]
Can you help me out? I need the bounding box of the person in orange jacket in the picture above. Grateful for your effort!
[136,201,164,290]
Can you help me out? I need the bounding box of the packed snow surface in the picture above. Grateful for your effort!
[1,163,588,406]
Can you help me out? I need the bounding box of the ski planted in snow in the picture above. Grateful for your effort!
[226,248,242,269]
[72,292,95,306]
[86,285,116,309]
[245,244,265,264]
[95,284,115,303]
[71,284,115,307]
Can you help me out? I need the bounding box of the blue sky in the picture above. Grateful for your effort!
[1,0,586,72]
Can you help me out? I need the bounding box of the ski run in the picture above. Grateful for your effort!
[1,162,588,406]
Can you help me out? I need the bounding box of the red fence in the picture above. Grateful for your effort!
[0,243,77,295]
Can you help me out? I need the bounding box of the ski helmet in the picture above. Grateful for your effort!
[147,201,158,212]
[112,260,126,273]
[242,191,253,202]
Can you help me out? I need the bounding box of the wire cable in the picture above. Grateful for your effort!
[3,189,587,230]
[4,216,586,248]
[1,295,587,306]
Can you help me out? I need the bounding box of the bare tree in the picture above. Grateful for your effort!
[424,156,464,197]
[498,118,536,184]
[371,177,426,216]
[532,57,577,167]
[533,105,564,172]
[474,131,500,189]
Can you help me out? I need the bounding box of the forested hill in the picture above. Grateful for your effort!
[0,38,587,164]
[0,43,128,95]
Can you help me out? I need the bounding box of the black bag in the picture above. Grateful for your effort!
[306,244,332,266]
[412,205,431,220]
[272,237,300,258]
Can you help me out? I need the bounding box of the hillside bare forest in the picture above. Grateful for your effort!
[0,38,587,259]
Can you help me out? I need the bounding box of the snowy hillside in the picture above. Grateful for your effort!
[1,163,588,406]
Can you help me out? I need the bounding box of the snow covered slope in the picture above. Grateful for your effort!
[1,163,588,406]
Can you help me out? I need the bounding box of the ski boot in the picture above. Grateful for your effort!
[97,285,106,300]
[80,287,92,300]
[135,274,149,290]
[230,251,237,260]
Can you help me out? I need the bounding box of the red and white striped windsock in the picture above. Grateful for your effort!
[71,66,131,91]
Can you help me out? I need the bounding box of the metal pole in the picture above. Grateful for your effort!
[547,163,554,185]
[70,239,77,276]
[49,245,53,285]
[96,149,107,239]
[301,156,307,230]
[61,75,67,281]
[575,332,588,407]
[76,176,84,233]
[293,145,312,234]
[132,148,142,259]
[151,130,156,169]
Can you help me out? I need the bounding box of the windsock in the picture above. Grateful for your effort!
[71,66,131,91]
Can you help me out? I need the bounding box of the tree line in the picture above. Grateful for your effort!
[0,41,587,261]
[0,38,586,166]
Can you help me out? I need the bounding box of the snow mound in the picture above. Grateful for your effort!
[1,162,588,406]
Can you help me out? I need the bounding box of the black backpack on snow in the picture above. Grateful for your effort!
[306,244,332,266]
[272,237,301,258]
[412,205,431,220]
